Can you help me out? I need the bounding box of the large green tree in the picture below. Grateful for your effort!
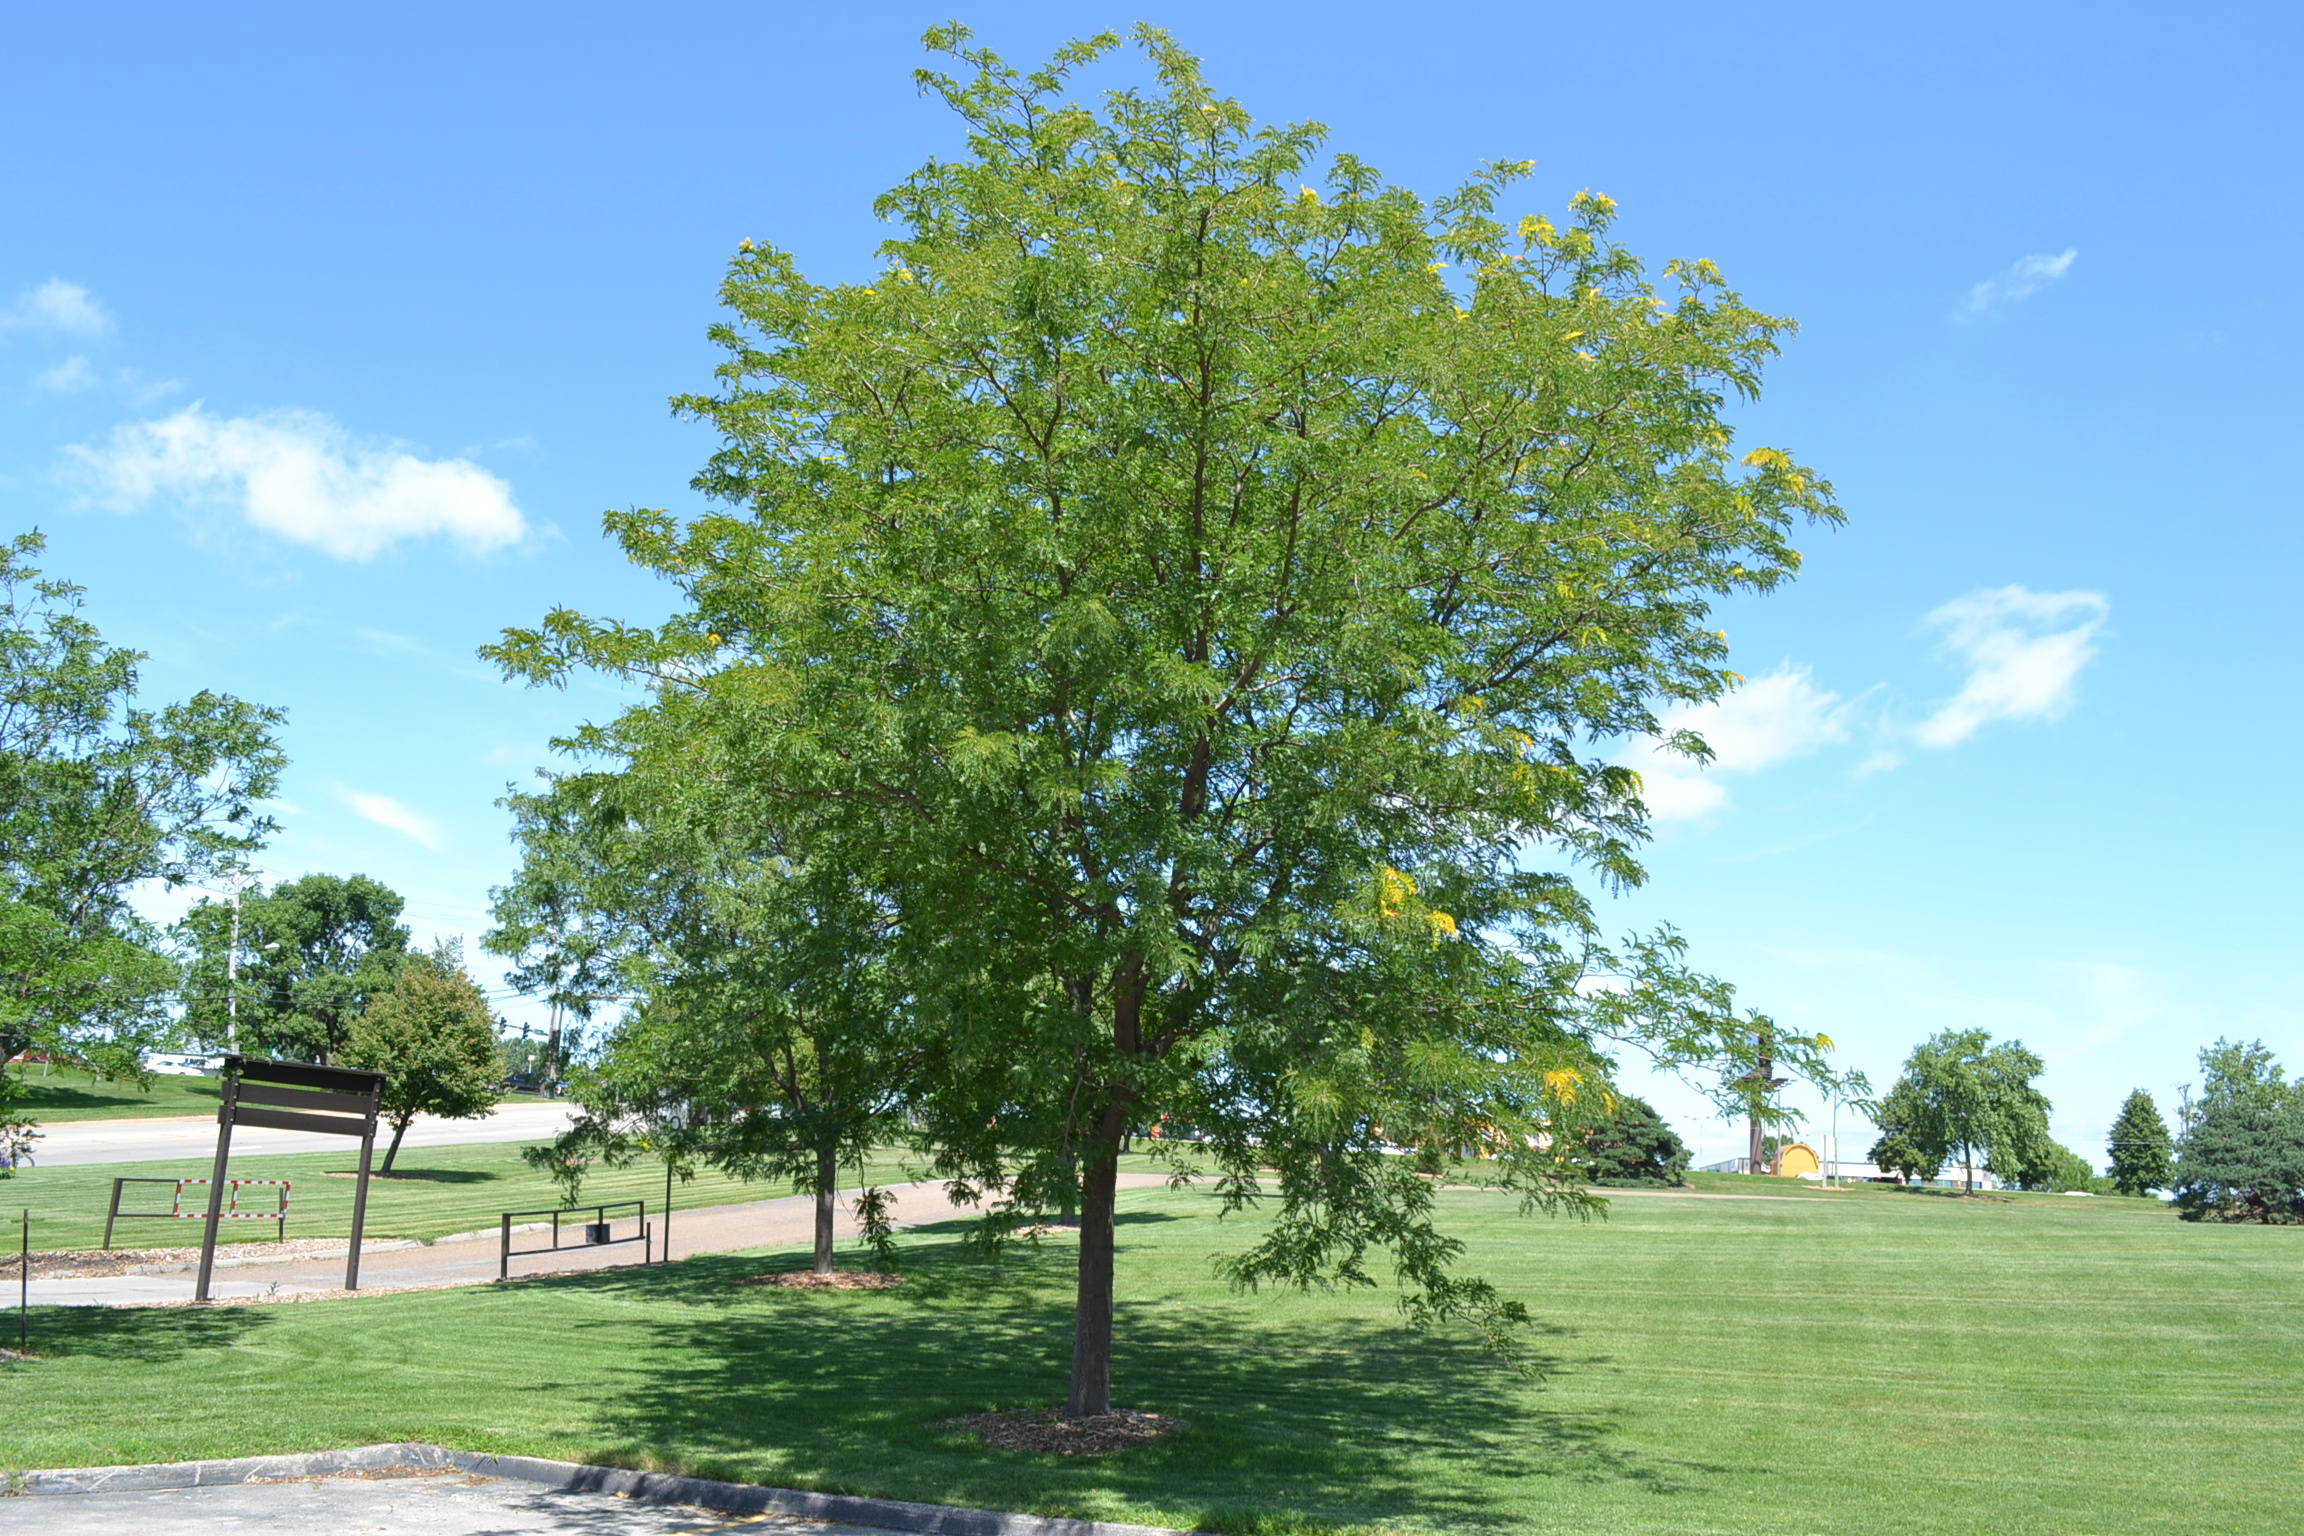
[1868,1030,2053,1191]
[0,530,284,1161]
[178,872,411,1062]
[342,941,504,1172]
[2107,1089,2174,1197]
[488,27,1850,1416]
[2172,1039,2304,1223]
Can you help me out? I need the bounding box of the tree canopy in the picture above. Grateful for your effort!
[178,872,411,1063]
[2174,1039,2304,1223]
[2107,1089,2173,1197]
[342,941,504,1172]
[1868,1029,2053,1190]
[487,25,1852,1416]
[0,530,284,1161]
[1578,1095,1689,1185]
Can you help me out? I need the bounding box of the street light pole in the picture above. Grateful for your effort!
[226,875,242,1053]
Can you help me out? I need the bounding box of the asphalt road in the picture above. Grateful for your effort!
[29,1099,582,1166]
[11,1472,914,1534]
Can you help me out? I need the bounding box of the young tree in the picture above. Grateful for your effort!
[1579,1095,1690,1185]
[2107,1089,2174,1196]
[487,27,1851,1416]
[0,530,284,1143]
[500,771,913,1275]
[342,942,504,1172]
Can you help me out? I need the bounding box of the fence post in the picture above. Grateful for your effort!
[103,1177,126,1251]
[18,1208,26,1355]
[499,1212,511,1282]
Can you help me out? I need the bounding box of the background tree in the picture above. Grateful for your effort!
[1579,1095,1689,1185]
[1866,1079,1943,1183]
[2172,1039,2304,1223]
[500,771,913,1276]
[342,941,504,1172]
[178,872,410,1062]
[2107,1089,2174,1196]
[487,27,1853,1417]
[0,530,284,1148]
[1869,1030,2052,1191]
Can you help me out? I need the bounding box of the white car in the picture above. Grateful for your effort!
[147,1053,222,1077]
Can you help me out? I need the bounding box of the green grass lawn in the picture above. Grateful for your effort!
[8,1179,2300,1534]
[5,1067,566,1122]
[8,1069,227,1121]
[4,1140,928,1251]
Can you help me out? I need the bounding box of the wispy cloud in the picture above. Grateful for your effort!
[344,790,442,850]
[1628,663,1850,821]
[1914,586,2108,747]
[66,405,531,560]
[33,355,99,393]
[1958,249,2077,320]
[0,279,112,339]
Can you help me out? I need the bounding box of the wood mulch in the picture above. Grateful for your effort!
[937,1407,1182,1456]
[742,1269,904,1290]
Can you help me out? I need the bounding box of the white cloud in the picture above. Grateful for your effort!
[1,279,112,339]
[1958,249,2077,320]
[33,355,98,393]
[1914,585,2107,748]
[345,790,442,850]
[1628,663,1849,821]
[66,405,530,559]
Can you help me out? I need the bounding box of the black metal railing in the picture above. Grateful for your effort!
[497,1200,650,1281]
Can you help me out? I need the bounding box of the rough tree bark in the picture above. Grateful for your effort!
[813,1141,837,1274]
[1068,1122,1123,1419]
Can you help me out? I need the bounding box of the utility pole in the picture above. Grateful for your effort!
[226,873,243,1053]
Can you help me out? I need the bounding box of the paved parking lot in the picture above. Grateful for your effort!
[9,1468,915,1534]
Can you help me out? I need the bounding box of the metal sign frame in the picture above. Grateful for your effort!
[194,1055,385,1302]
[105,1175,290,1248]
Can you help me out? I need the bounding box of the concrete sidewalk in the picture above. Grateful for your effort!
[27,1173,1177,1306]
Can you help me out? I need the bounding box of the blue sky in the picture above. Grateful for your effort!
[3,3,2296,1162]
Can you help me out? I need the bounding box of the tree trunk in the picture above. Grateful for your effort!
[813,1141,837,1275]
[380,1114,412,1173]
[1067,1137,1120,1419]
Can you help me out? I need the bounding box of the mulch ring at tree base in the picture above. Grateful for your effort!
[743,1269,904,1290]
[938,1407,1183,1456]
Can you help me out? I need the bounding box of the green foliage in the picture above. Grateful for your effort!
[1868,1030,2052,1189]
[2175,1041,2304,1224]
[177,873,410,1062]
[495,770,914,1275]
[0,530,284,1161]
[484,26,1852,1407]
[2108,1089,2174,1196]
[1578,1094,1689,1185]
[342,942,504,1171]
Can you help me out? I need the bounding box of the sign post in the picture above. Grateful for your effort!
[194,1056,385,1302]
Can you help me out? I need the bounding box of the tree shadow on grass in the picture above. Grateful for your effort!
[533,1236,1736,1533]
[14,1301,277,1365]
[320,1167,497,1183]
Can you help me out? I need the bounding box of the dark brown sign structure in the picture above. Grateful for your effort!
[194,1055,386,1303]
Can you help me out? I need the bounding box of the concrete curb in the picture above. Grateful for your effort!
[13,1441,1188,1536]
